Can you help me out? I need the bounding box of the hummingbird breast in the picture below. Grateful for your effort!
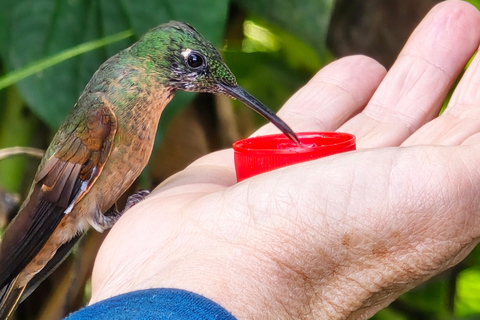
[77,74,175,227]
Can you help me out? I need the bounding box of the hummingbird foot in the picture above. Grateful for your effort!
[95,190,151,231]
[124,189,150,211]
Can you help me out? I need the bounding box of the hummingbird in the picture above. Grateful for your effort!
[0,21,299,318]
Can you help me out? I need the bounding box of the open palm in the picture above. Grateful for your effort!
[90,2,480,319]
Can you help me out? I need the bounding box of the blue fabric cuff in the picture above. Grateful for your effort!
[63,288,237,320]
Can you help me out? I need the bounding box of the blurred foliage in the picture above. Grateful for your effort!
[0,0,480,319]
[233,0,334,64]
[456,267,480,316]
[0,0,229,130]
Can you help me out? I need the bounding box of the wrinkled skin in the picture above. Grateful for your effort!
[89,1,480,319]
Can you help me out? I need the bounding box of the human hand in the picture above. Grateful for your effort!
[89,1,480,319]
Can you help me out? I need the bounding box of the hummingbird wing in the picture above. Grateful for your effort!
[36,103,118,210]
[0,102,118,290]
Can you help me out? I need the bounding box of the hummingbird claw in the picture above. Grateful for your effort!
[95,190,149,231]
[124,189,150,211]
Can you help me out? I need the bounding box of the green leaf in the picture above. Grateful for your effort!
[456,267,480,317]
[0,0,229,130]
[233,0,334,63]
[0,30,134,91]
[0,87,41,193]
[120,0,228,42]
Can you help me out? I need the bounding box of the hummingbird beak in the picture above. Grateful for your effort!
[219,84,300,145]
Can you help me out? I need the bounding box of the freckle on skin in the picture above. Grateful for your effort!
[372,245,388,257]
[342,234,351,247]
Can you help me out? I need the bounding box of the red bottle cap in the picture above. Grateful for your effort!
[233,132,356,182]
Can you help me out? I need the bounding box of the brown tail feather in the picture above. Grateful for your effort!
[0,276,25,320]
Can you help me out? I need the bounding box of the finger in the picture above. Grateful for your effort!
[155,56,386,190]
[462,132,480,146]
[404,51,480,146]
[253,55,386,136]
[339,1,480,148]
[152,149,236,195]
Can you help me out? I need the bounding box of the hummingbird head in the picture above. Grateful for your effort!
[129,21,299,145]
[129,21,238,93]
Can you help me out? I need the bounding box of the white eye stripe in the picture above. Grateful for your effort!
[181,48,192,59]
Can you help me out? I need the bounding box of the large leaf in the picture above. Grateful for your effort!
[0,0,228,129]
[234,0,334,62]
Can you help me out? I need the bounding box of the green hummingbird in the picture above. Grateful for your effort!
[0,21,299,318]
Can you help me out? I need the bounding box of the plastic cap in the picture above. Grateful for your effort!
[233,132,356,182]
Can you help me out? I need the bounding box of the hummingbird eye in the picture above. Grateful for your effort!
[186,53,204,69]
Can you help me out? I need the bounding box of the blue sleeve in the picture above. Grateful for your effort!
[63,288,237,320]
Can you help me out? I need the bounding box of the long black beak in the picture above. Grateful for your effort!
[220,84,300,145]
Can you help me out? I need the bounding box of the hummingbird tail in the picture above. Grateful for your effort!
[0,276,25,320]
[22,233,84,301]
